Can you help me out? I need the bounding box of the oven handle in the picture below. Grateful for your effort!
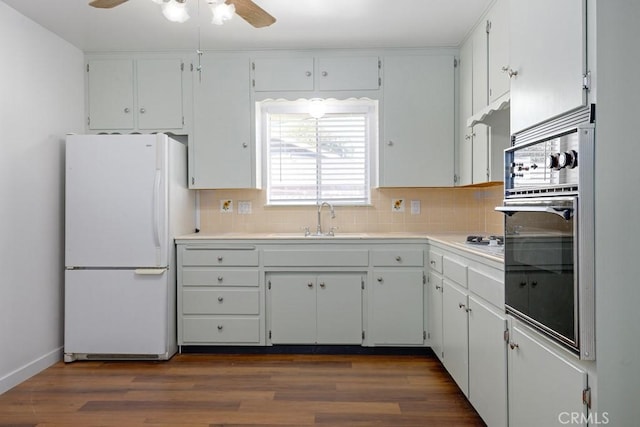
[495,206,574,220]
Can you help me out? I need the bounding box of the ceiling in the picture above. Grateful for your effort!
[2,0,493,52]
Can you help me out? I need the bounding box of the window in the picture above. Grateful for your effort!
[260,99,377,206]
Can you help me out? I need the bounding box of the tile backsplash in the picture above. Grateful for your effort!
[198,184,504,235]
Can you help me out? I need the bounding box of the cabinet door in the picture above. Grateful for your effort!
[428,271,444,361]
[269,274,316,344]
[253,57,314,91]
[487,0,510,103]
[458,40,473,186]
[137,58,184,130]
[510,0,586,133]
[471,24,488,113]
[371,269,424,345]
[382,55,454,187]
[192,55,253,188]
[468,295,508,427]
[442,280,469,396]
[317,56,379,91]
[472,124,489,183]
[316,274,363,344]
[87,59,134,130]
[508,322,588,426]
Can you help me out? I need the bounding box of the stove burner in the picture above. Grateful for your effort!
[466,235,504,246]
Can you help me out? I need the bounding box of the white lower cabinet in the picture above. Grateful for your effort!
[427,270,444,361]
[442,279,470,396]
[370,246,426,345]
[177,245,264,345]
[370,269,424,345]
[429,244,508,427]
[468,294,508,427]
[268,273,363,344]
[508,320,590,427]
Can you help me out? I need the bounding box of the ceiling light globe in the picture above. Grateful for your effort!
[211,1,235,25]
[162,0,190,23]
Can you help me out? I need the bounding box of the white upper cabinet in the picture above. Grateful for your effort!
[381,54,455,187]
[87,59,134,130]
[191,55,254,189]
[471,24,488,113]
[86,57,185,132]
[487,0,510,104]
[316,56,380,91]
[458,27,491,186]
[252,55,379,92]
[252,57,315,92]
[510,0,587,133]
[458,41,473,187]
[136,58,184,130]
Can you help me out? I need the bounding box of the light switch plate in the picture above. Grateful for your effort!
[411,200,421,215]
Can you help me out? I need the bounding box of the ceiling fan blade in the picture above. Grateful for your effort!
[89,0,129,9]
[226,0,276,28]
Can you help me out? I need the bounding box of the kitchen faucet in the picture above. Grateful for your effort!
[316,201,336,236]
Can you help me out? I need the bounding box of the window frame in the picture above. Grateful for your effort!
[258,98,378,206]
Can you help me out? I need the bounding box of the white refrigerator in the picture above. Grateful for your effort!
[64,134,194,362]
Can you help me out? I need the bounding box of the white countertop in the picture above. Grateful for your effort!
[175,231,504,262]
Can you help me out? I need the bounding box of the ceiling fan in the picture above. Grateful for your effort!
[88,0,276,28]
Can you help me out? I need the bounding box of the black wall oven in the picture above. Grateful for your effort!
[497,109,595,360]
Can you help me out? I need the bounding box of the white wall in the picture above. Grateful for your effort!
[595,0,640,424]
[0,2,84,394]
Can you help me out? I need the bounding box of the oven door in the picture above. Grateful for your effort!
[496,197,579,351]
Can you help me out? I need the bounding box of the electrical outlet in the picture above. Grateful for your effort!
[238,201,252,214]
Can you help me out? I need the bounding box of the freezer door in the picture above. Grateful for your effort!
[66,134,168,267]
[64,269,172,356]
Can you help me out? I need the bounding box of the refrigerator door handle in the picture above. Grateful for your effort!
[152,169,161,249]
[135,268,167,275]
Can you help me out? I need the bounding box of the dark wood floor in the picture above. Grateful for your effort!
[0,353,485,427]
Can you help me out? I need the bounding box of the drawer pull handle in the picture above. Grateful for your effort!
[435,285,442,290]
[218,296,224,302]
[217,276,223,281]
[430,260,436,265]
[377,277,383,282]
[319,282,326,288]
[510,342,519,350]
[217,256,223,262]
[458,303,466,310]
[217,325,223,331]
[395,256,402,262]
[307,282,313,288]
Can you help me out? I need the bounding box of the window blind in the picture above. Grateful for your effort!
[267,111,370,205]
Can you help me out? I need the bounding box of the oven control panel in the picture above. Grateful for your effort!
[505,129,580,197]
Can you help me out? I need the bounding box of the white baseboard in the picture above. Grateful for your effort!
[0,346,63,395]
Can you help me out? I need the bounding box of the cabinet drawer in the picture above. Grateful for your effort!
[443,256,468,287]
[182,268,259,287]
[371,249,424,267]
[468,268,504,309]
[182,289,260,315]
[263,249,369,267]
[428,251,443,273]
[182,248,259,266]
[182,317,260,343]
